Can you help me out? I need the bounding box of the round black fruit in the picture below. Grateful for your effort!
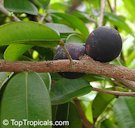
[85,26,122,62]
[54,43,85,79]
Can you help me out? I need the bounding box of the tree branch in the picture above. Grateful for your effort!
[92,87,135,97]
[98,0,106,27]
[0,3,20,21]
[116,79,135,91]
[0,56,135,81]
[74,99,93,128]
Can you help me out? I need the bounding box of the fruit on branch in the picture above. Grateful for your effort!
[54,43,85,79]
[85,26,122,62]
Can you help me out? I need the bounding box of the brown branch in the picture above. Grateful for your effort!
[92,87,135,97]
[74,99,93,128]
[98,0,106,27]
[0,56,135,81]
[116,79,135,91]
[107,0,113,12]
[107,0,116,13]
[0,4,20,21]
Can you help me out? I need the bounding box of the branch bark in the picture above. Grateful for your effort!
[0,3,20,21]
[98,0,106,27]
[0,56,135,81]
[92,87,135,97]
[116,79,135,91]
[74,99,93,128]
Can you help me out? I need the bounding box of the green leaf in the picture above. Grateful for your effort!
[0,21,60,48]
[85,102,93,123]
[113,97,135,128]
[66,34,84,44]
[38,73,52,91]
[31,0,50,8]
[4,44,32,61]
[50,3,68,12]
[53,103,69,122]
[101,119,118,128]
[68,102,82,128]
[38,0,50,8]
[92,93,115,118]
[0,72,51,128]
[4,0,38,15]
[0,72,13,89]
[126,51,135,65]
[52,13,89,39]
[123,0,135,21]
[84,74,106,82]
[52,102,82,128]
[46,23,74,34]
[71,11,90,23]
[50,78,91,105]
[105,12,132,33]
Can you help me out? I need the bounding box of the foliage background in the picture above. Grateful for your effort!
[0,0,135,128]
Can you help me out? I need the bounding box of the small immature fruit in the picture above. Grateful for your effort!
[85,26,122,62]
[54,43,85,79]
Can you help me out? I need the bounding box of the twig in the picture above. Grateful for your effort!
[39,13,46,23]
[107,0,113,12]
[98,0,106,27]
[107,0,116,13]
[59,40,73,63]
[74,99,92,128]
[92,87,135,97]
[116,79,135,91]
[0,4,20,21]
[0,56,135,81]
[113,0,117,13]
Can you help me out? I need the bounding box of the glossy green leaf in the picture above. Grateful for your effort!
[38,73,52,91]
[126,51,135,65]
[113,97,135,128]
[105,12,132,33]
[4,0,38,15]
[50,3,68,12]
[46,23,74,34]
[128,59,135,68]
[0,72,51,128]
[31,0,50,8]
[53,103,69,124]
[4,44,32,61]
[50,78,91,105]
[71,11,90,23]
[85,102,93,123]
[52,13,89,39]
[92,93,115,118]
[123,0,135,21]
[83,74,106,82]
[52,102,82,128]
[38,0,50,8]
[0,21,60,48]
[0,72,13,89]
[66,34,84,44]
[101,119,118,128]
[68,102,82,128]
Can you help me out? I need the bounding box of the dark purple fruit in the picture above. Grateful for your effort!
[85,26,122,62]
[54,43,85,79]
